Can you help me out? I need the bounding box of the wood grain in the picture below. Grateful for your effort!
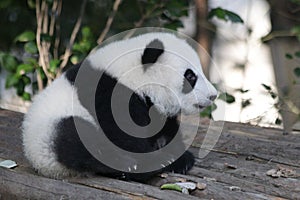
[0,108,299,199]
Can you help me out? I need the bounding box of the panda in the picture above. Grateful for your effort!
[22,32,217,182]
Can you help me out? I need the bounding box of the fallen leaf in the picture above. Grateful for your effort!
[196,182,207,190]
[266,166,298,178]
[175,177,187,182]
[161,183,182,192]
[0,160,17,169]
[175,182,196,190]
[160,173,168,178]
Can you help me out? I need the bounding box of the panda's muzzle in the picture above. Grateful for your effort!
[193,104,205,109]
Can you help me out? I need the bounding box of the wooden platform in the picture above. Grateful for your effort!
[0,108,299,199]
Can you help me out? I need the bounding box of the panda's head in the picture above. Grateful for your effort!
[89,32,218,116]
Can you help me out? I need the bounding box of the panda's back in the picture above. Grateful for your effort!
[22,71,93,177]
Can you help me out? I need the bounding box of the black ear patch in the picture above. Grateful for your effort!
[142,39,164,66]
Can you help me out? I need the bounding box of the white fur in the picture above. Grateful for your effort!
[22,32,217,178]
[22,75,95,177]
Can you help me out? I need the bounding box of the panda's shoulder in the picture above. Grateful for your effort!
[63,63,81,84]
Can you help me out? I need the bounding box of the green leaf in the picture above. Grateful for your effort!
[262,83,271,91]
[164,20,183,30]
[275,117,282,125]
[49,59,60,73]
[294,67,300,77]
[218,92,235,103]
[208,7,244,23]
[161,184,182,192]
[16,64,35,75]
[242,99,251,108]
[41,33,52,42]
[16,81,25,96]
[291,26,300,41]
[37,67,46,80]
[200,103,217,118]
[70,55,84,64]
[165,1,189,17]
[5,73,20,88]
[291,25,300,34]
[25,57,38,66]
[236,88,249,93]
[0,0,12,8]
[0,53,18,72]
[290,0,300,5]
[270,91,277,99]
[22,92,31,101]
[27,0,35,9]
[295,51,300,58]
[15,31,35,42]
[22,75,31,85]
[285,53,293,59]
[24,41,38,54]
[82,26,93,39]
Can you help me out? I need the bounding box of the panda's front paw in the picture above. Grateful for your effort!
[165,151,195,174]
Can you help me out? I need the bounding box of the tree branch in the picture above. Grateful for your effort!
[49,0,58,36]
[261,30,296,42]
[53,0,62,60]
[97,0,122,44]
[36,0,53,89]
[123,3,162,39]
[59,0,88,71]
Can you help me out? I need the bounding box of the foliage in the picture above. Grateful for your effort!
[0,0,244,123]
[289,0,300,5]
[0,0,190,100]
[200,92,236,119]
[208,7,244,23]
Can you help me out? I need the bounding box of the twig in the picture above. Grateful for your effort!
[59,0,88,71]
[53,0,62,60]
[195,146,300,168]
[194,146,239,156]
[261,30,296,42]
[49,0,58,36]
[36,0,53,89]
[97,0,122,44]
[123,3,163,39]
[42,2,48,34]
[41,0,53,83]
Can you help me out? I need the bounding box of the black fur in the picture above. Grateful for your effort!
[64,63,81,84]
[53,60,194,182]
[142,39,164,66]
[182,69,197,94]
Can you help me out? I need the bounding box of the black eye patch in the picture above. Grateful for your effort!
[182,69,197,94]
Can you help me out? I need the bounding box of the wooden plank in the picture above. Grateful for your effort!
[70,176,199,200]
[1,108,300,199]
[0,168,130,200]
[149,171,283,200]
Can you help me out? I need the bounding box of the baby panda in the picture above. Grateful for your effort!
[22,32,217,182]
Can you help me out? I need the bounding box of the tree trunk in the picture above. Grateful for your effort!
[195,0,215,78]
[267,0,300,133]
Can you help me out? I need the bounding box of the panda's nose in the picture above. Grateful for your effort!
[209,95,217,101]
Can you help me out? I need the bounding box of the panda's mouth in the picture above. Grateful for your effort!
[194,104,205,109]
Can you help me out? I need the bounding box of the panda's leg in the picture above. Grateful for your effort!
[163,151,195,174]
[53,116,123,177]
[54,116,160,182]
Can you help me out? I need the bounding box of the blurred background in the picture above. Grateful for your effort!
[0,0,299,132]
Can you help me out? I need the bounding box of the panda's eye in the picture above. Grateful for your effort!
[182,69,197,93]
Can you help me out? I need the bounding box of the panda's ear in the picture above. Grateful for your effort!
[142,39,164,66]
